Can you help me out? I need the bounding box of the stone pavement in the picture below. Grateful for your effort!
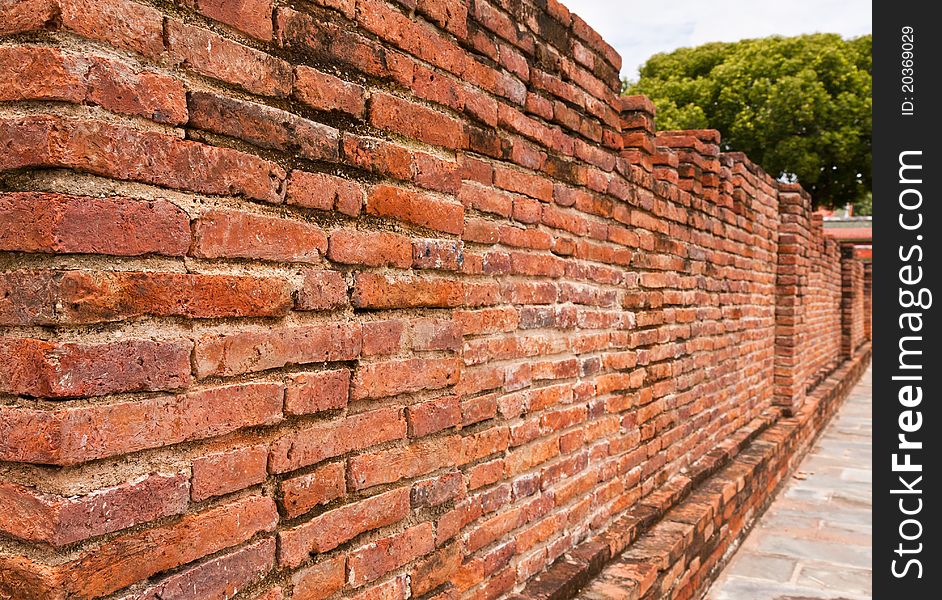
[707,366,872,600]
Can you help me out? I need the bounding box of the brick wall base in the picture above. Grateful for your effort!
[519,344,872,600]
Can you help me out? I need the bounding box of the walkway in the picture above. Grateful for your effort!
[707,366,872,599]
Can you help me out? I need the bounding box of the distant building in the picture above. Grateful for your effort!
[816,205,872,261]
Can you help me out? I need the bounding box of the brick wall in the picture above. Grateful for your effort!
[0,1,868,599]
[841,246,867,359]
[863,261,873,341]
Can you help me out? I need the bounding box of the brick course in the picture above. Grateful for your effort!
[0,1,869,599]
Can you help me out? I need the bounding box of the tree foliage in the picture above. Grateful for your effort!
[626,34,871,208]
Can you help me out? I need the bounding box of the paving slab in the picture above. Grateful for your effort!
[707,366,872,599]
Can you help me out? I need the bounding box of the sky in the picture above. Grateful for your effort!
[561,0,872,80]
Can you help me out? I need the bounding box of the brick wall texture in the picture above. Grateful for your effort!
[0,1,870,599]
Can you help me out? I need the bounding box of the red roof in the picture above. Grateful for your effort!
[824,227,872,242]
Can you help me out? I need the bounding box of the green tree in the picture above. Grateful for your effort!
[626,34,871,208]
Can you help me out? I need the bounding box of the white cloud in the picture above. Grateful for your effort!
[561,0,872,79]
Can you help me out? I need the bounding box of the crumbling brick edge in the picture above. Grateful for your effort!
[514,343,872,600]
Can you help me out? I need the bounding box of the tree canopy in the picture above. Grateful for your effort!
[625,34,871,208]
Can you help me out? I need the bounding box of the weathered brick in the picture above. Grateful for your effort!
[408,395,462,437]
[190,0,274,41]
[131,538,275,600]
[0,193,190,256]
[370,92,467,149]
[296,270,348,312]
[328,228,413,268]
[0,473,189,546]
[194,323,361,377]
[191,444,269,501]
[294,65,366,117]
[291,555,346,600]
[268,407,405,474]
[288,171,363,216]
[192,209,327,263]
[0,382,283,464]
[348,523,435,586]
[279,461,346,519]
[60,0,165,57]
[0,115,285,202]
[411,541,462,596]
[367,184,464,235]
[411,471,464,508]
[348,434,461,490]
[278,487,410,567]
[166,19,292,96]
[352,273,463,309]
[352,357,461,400]
[285,369,350,415]
[188,92,338,163]
[0,48,187,125]
[0,337,192,399]
[59,495,277,598]
[1,270,292,326]
[413,239,464,271]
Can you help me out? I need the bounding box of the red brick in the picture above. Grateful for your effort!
[166,19,292,96]
[370,92,467,149]
[411,471,465,508]
[288,171,363,216]
[276,7,386,76]
[0,116,285,203]
[348,574,407,600]
[291,555,346,600]
[191,444,268,501]
[191,0,274,40]
[192,209,327,263]
[341,134,415,180]
[278,488,410,567]
[411,542,462,596]
[0,0,58,35]
[458,183,513,218]
[249,586,284,600]
[357,0,466,74]
[367,185,464,235]
[294,65,366,117]
[0,192,190,257]
[352,357,460,401]
[60,0,165,57]
[0,337,191,399]
[279,462,346,519]
[133,538,275,600]
[414,151,462,194]
[268,406,405,474]
[348,523,435,586]
[328,228,412,268]
[0,553,59,600]
[361,320,405,356]
[188,92,338,163]
[0,473,188,546]
[59,495,277,598]
[413,239,464,271]
[352,273,463,309]
[0,382,283,464]
[296,270,348,312]
[0,46,82,103]
[408,395,461,437]
[85,56,188,125]
[494,165,554,202]
[285,369,350,415]
[407,318,463,351]
[194,322,361,377]
[348,434,461,491]
[1,270,291,326]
